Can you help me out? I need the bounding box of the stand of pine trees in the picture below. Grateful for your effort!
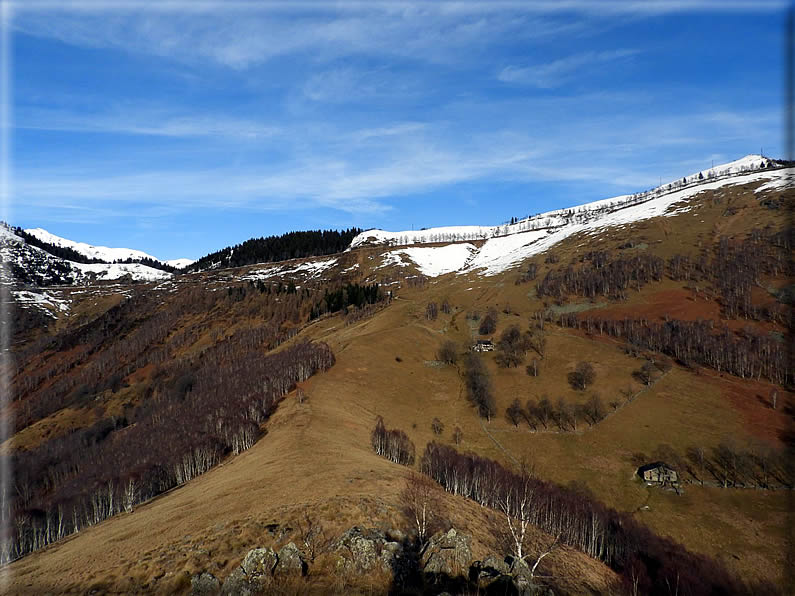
[185,228,362,272]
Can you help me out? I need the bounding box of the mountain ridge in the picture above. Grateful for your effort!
[6,154,790,286]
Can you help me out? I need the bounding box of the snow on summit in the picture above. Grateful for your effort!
[25,228,166,264]
[352,155,792,277]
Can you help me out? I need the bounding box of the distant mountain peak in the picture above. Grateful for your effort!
[23,227,193,267]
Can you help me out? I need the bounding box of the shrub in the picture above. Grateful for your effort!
[437,340,458,365]
[568,361,595,390]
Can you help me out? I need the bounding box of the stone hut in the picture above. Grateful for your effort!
[637,462,678,485]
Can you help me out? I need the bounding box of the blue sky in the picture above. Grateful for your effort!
[5,1,789,260]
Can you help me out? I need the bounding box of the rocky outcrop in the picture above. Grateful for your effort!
[332,526,404,574]
[509,557,538,595]
[275,542,307,576]
[474,554,510,580]
[421,528,472,577]
[217,543,306,595]
[190,571,221,596]
[221,568,261,596]
[241,547,278,577]
[193,526,552,596]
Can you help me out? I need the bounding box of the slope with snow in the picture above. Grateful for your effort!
[25,228,162,263]
[1,223,174,285]
[352,156,792,277]
[380,243,477,277]
[241,258,339,282]
[13,289,70,318]
[165,258,195,269]
[24,228,192,269]
[70,262,172,282]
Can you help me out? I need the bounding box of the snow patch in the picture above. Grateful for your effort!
[165,258,195,269]
[284,258,338,277]
[354,164,792,277]
[242,258,338,281]
[24,227,191,269]
[400,244,477,277]
[13,289,70,317]
[378,252,410,269]
[754,176,794,194]
[71,262,172,282]
[351,157,790,255]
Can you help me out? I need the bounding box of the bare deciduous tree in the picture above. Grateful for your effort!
[425,302,438,320]
[437,340,458,365]
[526,359,539,377]
[452,426,463,446]
[297,512,331,563]
[568,361,596,390]
[506,399,523,427]
[498,464,535,561]
[529,532,563,581]
[400,472,445,545]
[431,417,444,435]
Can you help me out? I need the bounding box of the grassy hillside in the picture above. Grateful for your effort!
[6,175,793,593]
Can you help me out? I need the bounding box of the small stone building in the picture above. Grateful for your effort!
[637,462,678,485]
[472,339,494,352]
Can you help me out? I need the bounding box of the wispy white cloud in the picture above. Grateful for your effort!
[301,67,418,104]
[10,2,784,237]
[498,49,640,88]
[11,1,783,76]
[15,106,282,138]
[15,103,779,220]
[11,7,586,70]
[350,122,427,142]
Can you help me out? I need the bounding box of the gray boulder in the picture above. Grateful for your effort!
[221,546,279,596]
[507,557,549,596]
[333,526,403,574]
[275,542,307,576]
[190,572,221,596]
[476,555,510,579]
[221,568,261,596]
[241,547,278,577]
[420,528,472,577]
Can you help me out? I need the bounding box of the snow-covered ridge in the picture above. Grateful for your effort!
[24,228,193,269]
[1,223,175,285]
[357,158,792,277]
[351,155,784,249]
[69,262,172,282]
[165,258,195,269]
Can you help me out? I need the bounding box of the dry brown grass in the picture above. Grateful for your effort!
[8,178,793,592]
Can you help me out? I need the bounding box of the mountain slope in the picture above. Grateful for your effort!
[1,224,176,286]
[23,228,169,265]
[6,155,794,594]
[352,155,792,277]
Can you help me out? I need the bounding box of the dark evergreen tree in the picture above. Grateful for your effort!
[186,228,362,272]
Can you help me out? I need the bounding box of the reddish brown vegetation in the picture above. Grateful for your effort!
[558,315,790,386]
[7,339,334,562]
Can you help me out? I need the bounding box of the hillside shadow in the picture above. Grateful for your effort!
[387,539,522,596]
